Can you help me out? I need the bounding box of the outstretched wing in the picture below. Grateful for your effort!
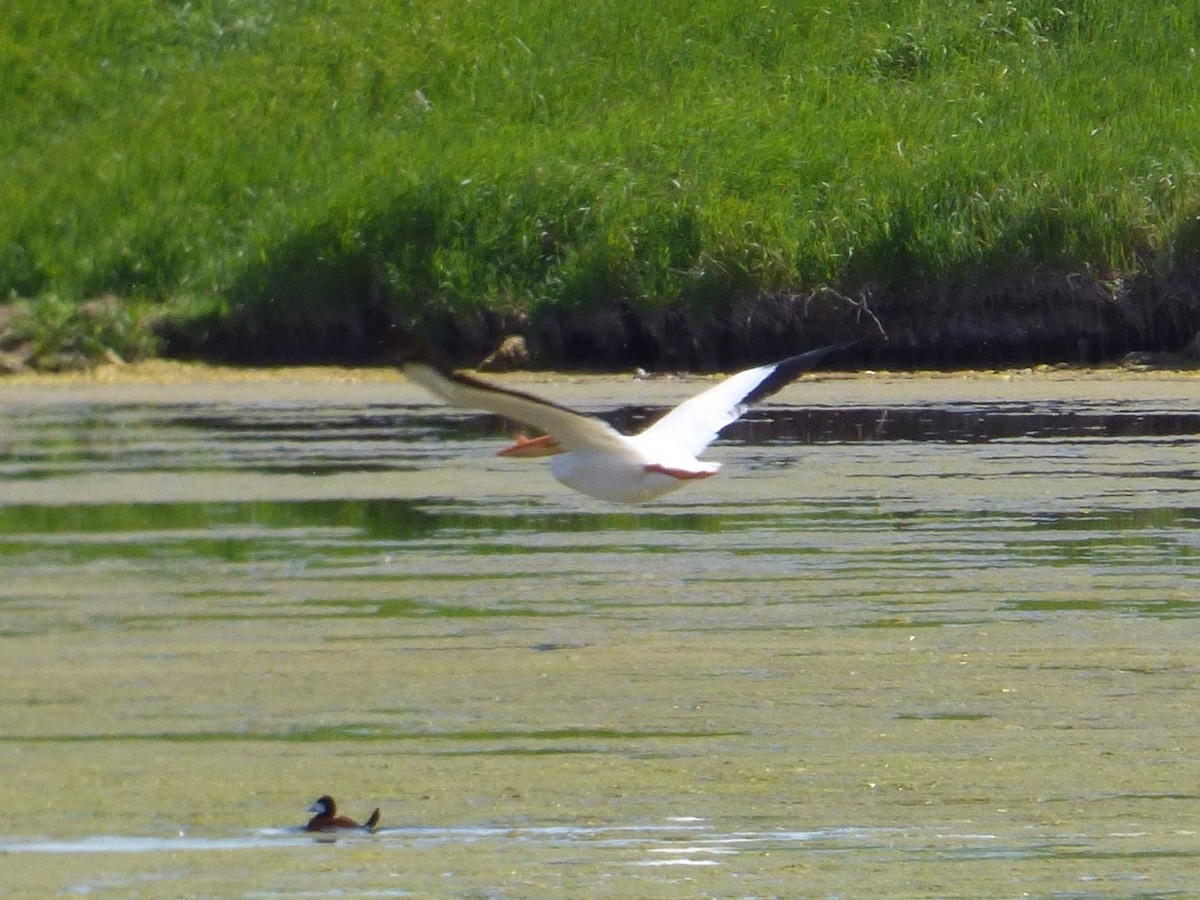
[404,362,634,455]
[636,342,855,458]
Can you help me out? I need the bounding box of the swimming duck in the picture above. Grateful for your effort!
[305,795,381,832]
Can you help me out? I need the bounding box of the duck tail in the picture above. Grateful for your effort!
[364,808,381,832]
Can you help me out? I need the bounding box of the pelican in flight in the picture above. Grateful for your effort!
[404,343,852,503]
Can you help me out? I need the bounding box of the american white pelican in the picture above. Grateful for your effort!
[404,343,852,503]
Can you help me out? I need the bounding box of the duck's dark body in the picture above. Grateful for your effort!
[305,795,380,832]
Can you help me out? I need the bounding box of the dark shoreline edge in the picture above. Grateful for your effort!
[161,264,1200,372]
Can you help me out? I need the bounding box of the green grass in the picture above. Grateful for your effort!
[2,0,1198,359]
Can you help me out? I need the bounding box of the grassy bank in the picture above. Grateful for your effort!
[3,0,1199,365]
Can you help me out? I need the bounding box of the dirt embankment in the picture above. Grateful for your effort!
[482,268,1200,371]
[159,263,1200,373]
[5,264,1200,376]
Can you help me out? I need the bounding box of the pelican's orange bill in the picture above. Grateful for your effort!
[497,433,564,457]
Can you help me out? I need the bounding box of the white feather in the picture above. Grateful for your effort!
[403,345,846,502]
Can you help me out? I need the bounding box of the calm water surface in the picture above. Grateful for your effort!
[0,371,1198,897]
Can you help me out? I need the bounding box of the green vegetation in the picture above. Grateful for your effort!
[2,0,1198,363]
[3,294,159,367]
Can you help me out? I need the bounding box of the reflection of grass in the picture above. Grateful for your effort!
[5,725,745,744]
[2,1,1197,356]
[306,598,571,620]
[1004,598,1200,619]
[0,498,723,542]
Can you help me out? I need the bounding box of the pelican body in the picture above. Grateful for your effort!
[404,343,851,503]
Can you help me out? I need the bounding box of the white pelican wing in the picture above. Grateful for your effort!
[637,343,853,458]
[404,362,633,455]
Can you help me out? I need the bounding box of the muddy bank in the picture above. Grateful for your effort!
[6,265,1199,377]
[154,262,1200,372]
[524,270,1200,371]
[478,266,1200,370]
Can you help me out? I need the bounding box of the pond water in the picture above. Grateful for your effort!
[1,369,1198,896]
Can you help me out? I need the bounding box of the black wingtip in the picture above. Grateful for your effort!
[742,340,859,406]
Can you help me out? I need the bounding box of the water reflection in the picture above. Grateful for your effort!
[0,376,1198,896]
[5,817,1198,879]
[6,398,1199,483]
